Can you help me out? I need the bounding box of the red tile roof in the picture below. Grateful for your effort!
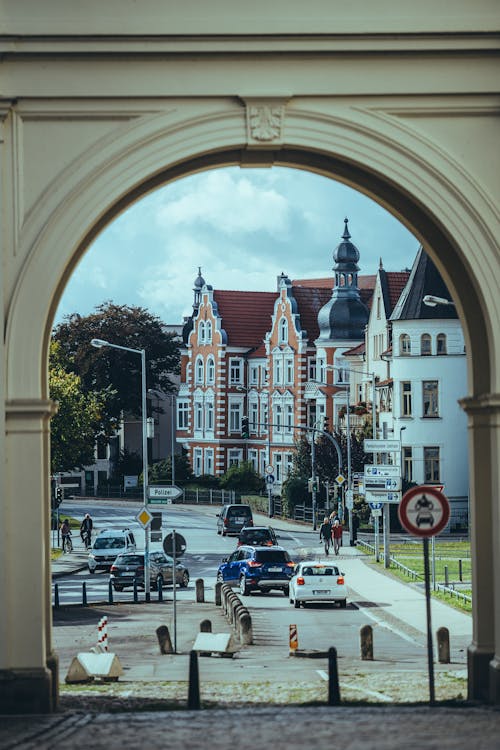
[213,290,276,347]
[344,341,365,355]
[385,271,411,310]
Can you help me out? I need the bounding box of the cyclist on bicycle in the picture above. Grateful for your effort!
[319,516,332,555]
[80,513,93,549]
[60,519,72,552]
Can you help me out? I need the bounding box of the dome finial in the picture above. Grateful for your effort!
[342,217,351,241]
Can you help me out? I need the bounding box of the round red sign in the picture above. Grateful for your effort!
[398,485,450,538]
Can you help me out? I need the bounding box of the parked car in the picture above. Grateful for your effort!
[237,525,278,547]
[110,550,190,592]
[289,560,347,608]
[216,545,294,595]
[216,503,253,536]
[87,528,136,573]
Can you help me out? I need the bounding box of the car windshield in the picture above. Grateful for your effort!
[255,549,290,563]
[115,554,143,565]
[228,507,251,517]
[301,566,339,576]
[94,537,126,550]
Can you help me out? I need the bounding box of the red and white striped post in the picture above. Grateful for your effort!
[97,616,108,651]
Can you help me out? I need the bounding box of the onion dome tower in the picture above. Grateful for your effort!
[316,218,369,341]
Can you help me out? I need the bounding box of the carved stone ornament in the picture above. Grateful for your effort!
[241,97,289,147]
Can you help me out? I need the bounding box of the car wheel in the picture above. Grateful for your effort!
[180,571,190,588]
[283,586,290,597]
[340,599,347,608]
[113,584,123,592]
[239,575,250,596]
[88,567,95,574]
[294,598,300,609]
[222,529,227,537]
[217,529,221,535]
[216,571,224,583]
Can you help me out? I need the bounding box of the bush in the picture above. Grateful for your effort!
[282,476,308,518]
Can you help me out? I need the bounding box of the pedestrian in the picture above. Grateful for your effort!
[319,516,331,555]
[60,518,72,553]
[80,513,93,549]
[331,519,343,555]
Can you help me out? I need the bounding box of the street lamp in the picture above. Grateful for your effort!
[90,338,151,600]
[423,295,455,307]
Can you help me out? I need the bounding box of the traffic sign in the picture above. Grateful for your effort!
[368,501,383,510]
[136,506,153,528]
[266,465,274,474]
[163,531,187,557]
[335,474,346,485]
[364,464,400,477]
[266,474,275,484]
[398,485,450,537]
[345,489,354,509]
[148,485,183,503]
[365,490,401,504]
[364,476,402,491]
[364,439,401,453]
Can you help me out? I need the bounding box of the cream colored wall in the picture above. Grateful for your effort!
[1,0,499,710]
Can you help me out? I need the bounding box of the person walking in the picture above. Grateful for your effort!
[319,516,332,555]
[80,513,93,549]
[331,519,343,555]
[60,518,72,553]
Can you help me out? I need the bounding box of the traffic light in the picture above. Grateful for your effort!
[54,486,63,506]
[323,416,330,433]
[241,415,249,439]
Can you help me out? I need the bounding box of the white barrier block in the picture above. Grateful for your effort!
[65,652,124,683]
[192,632,235,655]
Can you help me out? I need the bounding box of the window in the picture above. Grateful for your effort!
[198,321,205,344]
[195,356,204,385]
[376,296,381,319]
[229,402,242,432]
[205,320,212,343]
[206,356,215,385]
[97,437,108,460]
[261,399,269,435]
[194,402,203,431]
[424,446,440,483]
[421,333,432,356]
[249,364,259,385]
[279,317,288,344]
[437,333,447,355]
[248,449,258,473]
[308,358,317,381]
[177,400,189,429]
[285,357,294,384]
[204,449,214,476]
[275,453,283,482]
[228,449,242,467]
[317,358,325,383]
[422,380,439,418]
[194,448,203,477]
[249,401,259,432]
[399,333,411,355]
[274,404,283,433]
[205,401,214,431]
[229,358,243,385]
[401,381,412,417]
[285,452,293,479]
[285,403,294,434]
[402,447,413,482]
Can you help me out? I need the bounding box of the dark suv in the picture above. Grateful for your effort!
[216,504,253,536]
[216,545,295,596]
[237,526,278,547]
[110,551,190,592]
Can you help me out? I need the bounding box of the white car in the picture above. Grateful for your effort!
[87,527,137,573]
[289,560,347,608]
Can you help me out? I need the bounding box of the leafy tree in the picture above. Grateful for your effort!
[49,342,106,472]
[53,302,180,431]
[219,462,264,493]
[110,448,143,482]
[147,453,194,484]
[281,476,308,517]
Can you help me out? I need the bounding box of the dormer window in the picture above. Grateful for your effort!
[279,317,288,344]
[400,334,411,356]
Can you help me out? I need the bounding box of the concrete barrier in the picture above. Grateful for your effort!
[195,578,205,603]
[65,652,123,683]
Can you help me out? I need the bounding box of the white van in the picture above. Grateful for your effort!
[87,528,136,573]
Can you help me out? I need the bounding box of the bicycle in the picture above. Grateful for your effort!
[82,530,92,550]
[62,532,73,553]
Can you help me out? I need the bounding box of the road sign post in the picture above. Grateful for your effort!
[398,485,451,707]
[148,485,183,505]
[163,530,187,654]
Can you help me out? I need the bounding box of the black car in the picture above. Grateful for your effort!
[216,545,295,596]
[110,551,190,592]
[237,526,278,547]
[216,503,253,536]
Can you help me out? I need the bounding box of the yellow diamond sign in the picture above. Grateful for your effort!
[335,474,346,485]
[136,506,153,528]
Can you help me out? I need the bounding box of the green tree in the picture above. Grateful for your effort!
[147,453,194,484]
[281,476,308,517]
[219,461,264,493]
[110,448,143,482]
[49,341,106,472]
[53,302,180,431]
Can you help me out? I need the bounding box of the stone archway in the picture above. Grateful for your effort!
[1,4,499,712]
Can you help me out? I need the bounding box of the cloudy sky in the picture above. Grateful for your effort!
[54,166,420,327]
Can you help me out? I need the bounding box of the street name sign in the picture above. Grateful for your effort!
[398,485,450,538]
[364,476,402,491]
[364,439,401,453]
[365,490,401,504]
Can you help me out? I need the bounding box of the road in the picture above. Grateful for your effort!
[53,500,428,666]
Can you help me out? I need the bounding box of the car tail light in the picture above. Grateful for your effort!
[224,518,229,526]
[247,520,253,527]
[337,576,344,585]
[247,560,262,568]
[237,541,242,547]
[110,565,117,573]
[296,576,305,586]
[265,541,273,546]
[286,561,295,568]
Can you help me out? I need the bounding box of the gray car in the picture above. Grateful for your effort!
[216,503,253,536]
[110,551,190,592]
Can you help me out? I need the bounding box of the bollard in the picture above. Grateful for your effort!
[239,612,253,645]
[108,579,114,605]
[289,623,298,655]
[157,575,163,602]
[156,625,173,654]
[200,619,212,633]
[458,559,463,582]
[54,583,59,609]
[187,650,201,710]
[195,578,205,603]
[437,626,450,664]
[444,565,449,587]
[97,616,108,651]
[133,578,139,603]
[360,624,373,661]
[82,581,87,606]
[328,647,341,705]
[215,581,222,606]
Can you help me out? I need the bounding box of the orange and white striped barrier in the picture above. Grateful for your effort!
[97,616,108,651]
[289,623,298,654]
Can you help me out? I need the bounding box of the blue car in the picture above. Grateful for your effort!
[216,545,295,596]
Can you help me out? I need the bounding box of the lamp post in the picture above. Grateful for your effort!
[90,338,151,600]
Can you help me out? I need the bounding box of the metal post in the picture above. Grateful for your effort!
[423,537,436,705]
[346,380,353,545]
[171,394,176,487]
[266,392,273,518]
[431,535,436,590]
[141,349,151,602]
[372,373,380,561]
[311,425,317,531]
[173,528,177,653]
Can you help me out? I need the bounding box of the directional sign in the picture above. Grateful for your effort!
[364,439,401,453]
[148,485,183,504]
[398,485,450,537]
[136,506,153,528]
[364,464,400,477]
[368,501,383,510]
[365,490,401,504]
[365,476,402,491]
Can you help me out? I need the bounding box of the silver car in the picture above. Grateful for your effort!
[110,551,190,592]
